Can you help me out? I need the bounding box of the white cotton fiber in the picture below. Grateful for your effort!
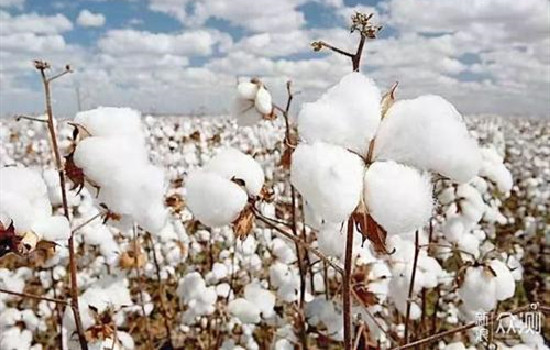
[185,171,247,228]
[489,260,515,301]
[364,161,433,234]
[74,107,144,138]
[479,147,513,193]
[458,266,497,312]
[232,81,273,126]
[254,87,273,115]
[374,95,482,183]
[31,216,70,242]
[228,298,261,323]
[298,73,381,154]
[243,284,275,319]
[237,82,258,100]
[204,148,265,196]
[291,142,364,222]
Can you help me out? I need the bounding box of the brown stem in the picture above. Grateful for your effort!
[252,208,343,274]
[352,34,366,72]
[145,232,173,346]
[393,305,533,350]
[37,65,88,350]
[291,187,308,349]
[15,115,48,123]
[404,230,420,344]
[132,225,154,349]
[0,287,69,305]
[343,219,354,350]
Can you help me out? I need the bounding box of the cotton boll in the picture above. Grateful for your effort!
[444,342,466,350]
[31,216,70,241]
[204,148,265,196]
[316,224,345,258]
[291,142,364,222]
[489,260,515,301]
[186,171,247,228]
[74,107,144,138]
[243,283,275,319]
[254,87,273,114]
[237,82,258,100]
[364,161,432,234]
[374,95,481,183]
[298,73,381,154]
[458,266,497,312]
[228,298,261,323]
[479,147,513,193]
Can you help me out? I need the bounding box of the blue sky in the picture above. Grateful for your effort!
[0,0,549,117]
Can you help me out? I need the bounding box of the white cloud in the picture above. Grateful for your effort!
[0,0,24,9]
[149,0,307,32]
[98,29,231,56]
[0,11,73,34]
[76,10,106,27]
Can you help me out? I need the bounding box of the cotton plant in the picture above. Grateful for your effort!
[232,78,274,126]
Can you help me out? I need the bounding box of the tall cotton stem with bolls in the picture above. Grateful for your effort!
[35,61,89,350]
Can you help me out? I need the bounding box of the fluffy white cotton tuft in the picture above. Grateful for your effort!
[31,216,70,242]
[490,260,516,301]
[228,298,261,323]
[185,171,247,228]
[72,108,167,232]
[458,266,497,312]
[204,148,265,196]
[74,107,144,138]
[364,161,433,234]
[291,142,364,222]
[298,73,381,154]
[374,95,482,183]
[479,147,513,193]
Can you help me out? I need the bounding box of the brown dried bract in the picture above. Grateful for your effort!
[64,151,86,194]
[0,221,20,258]
[165,194,185,213]
[351,207,391,254]
[232,207,255,240]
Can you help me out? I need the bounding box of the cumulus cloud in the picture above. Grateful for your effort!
[76,10,106,27]
[0,0,548,118]
[0,0,24,9]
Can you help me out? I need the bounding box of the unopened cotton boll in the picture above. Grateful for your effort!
[364,161,432,234]
[374,95,482,183]
[291,142,364,222]
[185,171,247,228]
[298,72,381,154]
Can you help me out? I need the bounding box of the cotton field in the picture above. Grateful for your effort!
[0,102,548,350]
[0,7,549,350]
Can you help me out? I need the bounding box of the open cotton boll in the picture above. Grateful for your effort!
[374,95,482,183]
[243,283,275,319]
[232,98,262,126]
[204,148,265,196]
[291,142,364,222]
[186,171,247,228]
[298,73,381,154]
[237,82,258,100]
[0,167,51,232]
[228,298,261,323]
[489,260,516,301]
[254,86,273,114]
[74,107,144,138]
[479,147,513,193]
[30,216,70,241]
[458,266,497,312]
[364,161,432,234]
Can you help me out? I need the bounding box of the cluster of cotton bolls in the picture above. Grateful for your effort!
[71,107,167,233]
